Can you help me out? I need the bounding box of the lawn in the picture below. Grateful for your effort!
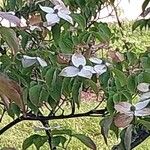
[0,101,150,150]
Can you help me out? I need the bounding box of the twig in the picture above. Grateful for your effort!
[40,120,54,150]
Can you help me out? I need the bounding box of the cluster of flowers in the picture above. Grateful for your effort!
[22,52,108,79]
[114,83,150,128]
[0,0,74,67]
[59,53,108,79]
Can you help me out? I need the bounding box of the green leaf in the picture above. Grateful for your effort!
[99,70,111,88]
[11,103,21,117]
[142,72,150,82]
[52,129,72,136]
[62,77,72,97]
[73,134,96,150]
[72,78,82,108]
[114,77,122,91]
[0,27,19,54]
[141,57,150,69]
[127,75,136,93]
[7,0,16,10]
[100,116,113,145]
[39,87,49,103]
[29,85,42,106]
[75,0,86,7]
[84,79,99,96]
[127,52,137,65]
[142,0,150,11]
[113,93,120,103]
[47,70,63,108]
[97,23,112,41]
[22,135,34,150]
[59,34,73,53]
[33,135,47,150]
[22,134,47,150]
[113,68,127,86]
[107,96,115,115]
[52,136,67,147]
[138,119,150,130]
[124,125,132,150]
[45,68,55,89]
[132,19,147,31]
[52,24,61,45]
[72,14,86,30]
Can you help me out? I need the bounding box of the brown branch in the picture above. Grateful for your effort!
[0,108,107,135]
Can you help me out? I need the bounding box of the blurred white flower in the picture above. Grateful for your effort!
[34,125,61,132]
[137,83,150,93]
[89,57,108,75]
[114,100,150,128]
[22,55,47,68]
[59,53,94,79]
[0,11,27,27]
[140,92,150,101]
[39,4,73,25]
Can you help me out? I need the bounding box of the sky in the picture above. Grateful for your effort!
[98,0,150,22]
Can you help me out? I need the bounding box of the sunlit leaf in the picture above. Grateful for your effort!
[124,125,132,150]
[73,134,96,150]
[0,27,19,54]
[100,116,113,145]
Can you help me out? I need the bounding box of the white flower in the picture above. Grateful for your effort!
[39,4,73,25]
[140,92,150,101]
[114,100,150,128]
[137,83,150,93]
[0,11,27,27]
[34,125,61,131]
[89,57,108,75]
[59,53,94,79]
[22,55,47,68]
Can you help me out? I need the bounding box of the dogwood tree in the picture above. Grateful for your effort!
[0,0,150,149]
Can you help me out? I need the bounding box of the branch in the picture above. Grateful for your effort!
[25,109,107,121]
[0,116,24,135]
[0,108,107,135]
[131,126,150,149]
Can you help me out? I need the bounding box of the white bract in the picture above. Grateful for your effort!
[140,92,150,101]
[89,57,107,75]
[22,55,47,68]
[39,4,73,25]
[114,100,150,128]
[0,11,27,27]
[59,53,94,79]
[137,83,150,93]
[34,125,61,131]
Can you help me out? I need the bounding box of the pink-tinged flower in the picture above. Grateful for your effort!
[114,100,150,128]
[39,4,73,25]
[0,12,27,27]
[59,53,94,79]
[51,0,66,6]
[137,83,150,93]
[22,55,47,68]
[140,92,150,101]
[89,57,108,75]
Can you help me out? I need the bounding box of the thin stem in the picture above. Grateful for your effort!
[40,120,54,150]
[0,108,6,122]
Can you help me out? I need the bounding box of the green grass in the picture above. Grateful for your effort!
[0,101,150,150]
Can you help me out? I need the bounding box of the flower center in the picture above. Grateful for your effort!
[54,9,59,14]
[78,65,83,71]
[101,60,105,65]
[130,105,136,112]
